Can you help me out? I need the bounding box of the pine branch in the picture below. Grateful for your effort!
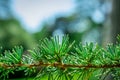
[0,35,120,80]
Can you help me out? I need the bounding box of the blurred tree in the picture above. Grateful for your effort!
[111,0,120,43]
[102,0,120,45]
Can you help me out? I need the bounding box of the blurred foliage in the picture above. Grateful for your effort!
[0,0,110,52]
[0,19,36,51]
[33,0,108,45]
[34,15,102,45]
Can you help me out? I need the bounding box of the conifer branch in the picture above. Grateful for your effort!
[0,35,120,80]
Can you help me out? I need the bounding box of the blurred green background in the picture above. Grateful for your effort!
[0,0,120,50]
[0,0,120,79]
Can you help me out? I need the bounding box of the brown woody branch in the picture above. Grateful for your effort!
[0,62,120,69]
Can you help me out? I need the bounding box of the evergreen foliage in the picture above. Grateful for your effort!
[0,35,120,80]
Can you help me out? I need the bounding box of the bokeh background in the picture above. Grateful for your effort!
[0,0,120,54]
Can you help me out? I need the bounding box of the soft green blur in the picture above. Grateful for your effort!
[0,19,36,51]
[0,0,112,52]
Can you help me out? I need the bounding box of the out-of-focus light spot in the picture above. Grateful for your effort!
[91,9,105,24]
[101,2,112,15]
[75,20,90,33]
[68,19,90,33]
[82,28,100,44]
[53,29,64,44]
